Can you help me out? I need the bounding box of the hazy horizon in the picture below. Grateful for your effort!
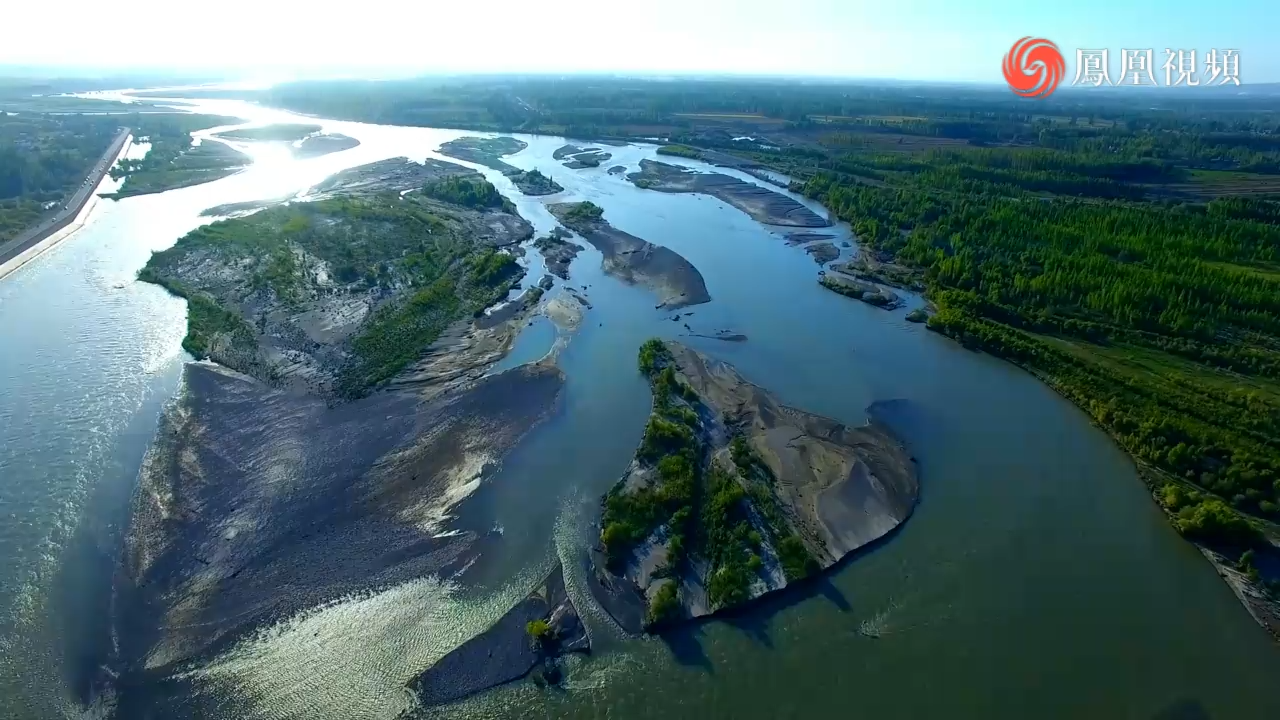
[4,0,1278,84]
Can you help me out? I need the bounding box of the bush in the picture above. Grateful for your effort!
[421,175,506,209]
[526,619,554,649]
[467,248,518,286]
[638,338,669,375]
[563,201,604,223]
[657,144,702,159]
[707,562,752,609]
[1238,549,1256,571]
[777,535,820,581]
[639,415,695,460]
[646,581,682,629]
[1175,498,1262,545]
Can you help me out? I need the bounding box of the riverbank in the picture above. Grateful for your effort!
[0,128,131,281]
[1009,358,1280,642]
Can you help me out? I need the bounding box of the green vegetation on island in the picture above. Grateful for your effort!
[214,123,322,142]
[139,183,529,398]
[602,340,780,615]
[509,167,563,196]
[420,175,514,212]
[110,114,249,197]
[559,200,604,224]
[656,144,702,159]
[819,275,896,308]
[593,339,915,632]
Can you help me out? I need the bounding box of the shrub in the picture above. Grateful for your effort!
[707,562,752,609]
[638,338,668,375]
[646,581,682,629]
[421,176,506,209]
[526,619,554,649]
[467,249,518,286]
[564,201,604,223]
[657,144,703,159]
[639,415,695,460]
[777,535,820,581]
[1175,498,1261,545]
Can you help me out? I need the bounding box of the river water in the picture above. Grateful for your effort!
[1,97,1278,720]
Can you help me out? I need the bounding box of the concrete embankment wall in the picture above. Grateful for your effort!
[0,128,132,280]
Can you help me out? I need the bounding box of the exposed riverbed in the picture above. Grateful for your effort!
[0,95,1278,720]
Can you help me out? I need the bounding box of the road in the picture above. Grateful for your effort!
[0,128,132,270]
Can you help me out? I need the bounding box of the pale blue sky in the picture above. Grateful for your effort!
[2,0,1276,83]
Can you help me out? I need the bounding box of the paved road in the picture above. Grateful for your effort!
[0,128,132,268]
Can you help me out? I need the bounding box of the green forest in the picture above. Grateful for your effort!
[420,175,512,211]
[799,140,1280,551]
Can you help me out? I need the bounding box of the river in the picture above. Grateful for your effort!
[0,96,1277,720]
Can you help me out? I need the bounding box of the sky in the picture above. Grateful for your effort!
[3,0,1278,84]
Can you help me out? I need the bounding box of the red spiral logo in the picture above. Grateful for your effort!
[1002,37,1064,99]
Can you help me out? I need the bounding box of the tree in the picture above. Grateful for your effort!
[526,619,554,649]
[646,581,681,629]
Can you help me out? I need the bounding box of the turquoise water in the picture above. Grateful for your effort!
[489,316,557,374]
[0,98,1276,720]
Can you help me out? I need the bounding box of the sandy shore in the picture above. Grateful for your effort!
[116,359,566,680]
[408,562,589,706]
[548,202,710,310]
[628,159,830,228]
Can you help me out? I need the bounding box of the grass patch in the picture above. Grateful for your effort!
[214,123,321,142]
[139,194,524,397]
[656,144,702,159]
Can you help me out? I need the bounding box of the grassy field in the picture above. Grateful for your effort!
[1152,169,1280,200]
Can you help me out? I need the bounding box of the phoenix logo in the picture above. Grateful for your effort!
[1003,37,1065,99]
